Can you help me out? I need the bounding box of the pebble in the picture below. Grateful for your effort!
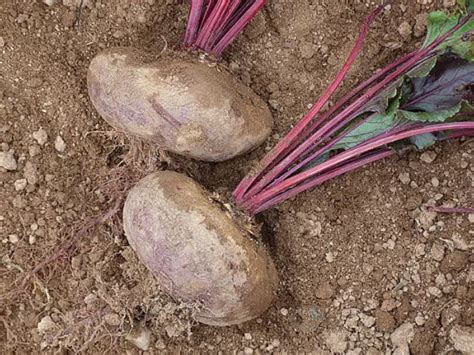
[375,310,396,332]
[449,326,474,354]
[398,21,412,38]
[417,210,437,228]
[29,144,41,157]
[452,234,469,251]
[24,161,38,185]
[420,151,437,164]
[43,0,59,5]
[469,214,474,223]
[430,243,445,262]
[414,316,425,326]
[427,287,442,297]
[126,326,152,351]
[431,177,439,187]
[32,128,48,146]
[441,306,460,328]
[244,347,253,354]
[14,179,28,191]
[300,42,316,59]
[360,314,376,328]
[0,151,17,170]
[9,234,19,244]
[280,308,288,316]
[440,251,468,273]
[315,282,335,299]
[0,37,4,47]
[399,173,411,185]
[54,135,66,153]
[37,315,57,333]
[326,252,335,263]
[324,331,347,353]
[244,333,252,340]
[390,323,414,355]
[104,313,121,327]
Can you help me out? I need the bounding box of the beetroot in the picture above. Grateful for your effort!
[123,171,278,326]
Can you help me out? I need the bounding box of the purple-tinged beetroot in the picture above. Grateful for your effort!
[88,48,272,162]
[123,171,278,326]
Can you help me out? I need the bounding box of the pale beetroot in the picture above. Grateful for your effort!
[88,48,272,162]
[123,171,278,326]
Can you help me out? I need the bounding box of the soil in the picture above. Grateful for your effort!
[1,0,473,354]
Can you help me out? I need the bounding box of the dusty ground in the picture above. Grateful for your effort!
[1,0,473,353]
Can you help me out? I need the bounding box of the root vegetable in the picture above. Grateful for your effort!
[123,171,278,326]
[88,49,272,162]
[87,2,272,162]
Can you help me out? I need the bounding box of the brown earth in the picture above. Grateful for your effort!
[1,0,473,353]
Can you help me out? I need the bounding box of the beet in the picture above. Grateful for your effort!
[88,48,272,162]
[123,171,278,326]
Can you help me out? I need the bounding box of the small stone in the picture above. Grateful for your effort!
[430,243,445,262]
[84,293,98,307]
[9,234,19,244]
[315,282,335,299]
[104,313,121,327]
[0,151,17,170]
[324,330,347,353]
[427,287,442,298]
[32,128,48,146]
[43,0,59,5]
[450,326,474,354]
[0,37,4,47]
[391,323,414,355]
[37,315,57,333]
[54,135,66,153]
[441,306,460,328]
[29,235,36,245]
[420,151,437,164]
[431,177,439,187]
[126,326,152,351]
[280,308,288,316]
[14,179,28,191]
[417,210,437,228]
[23,161,38,185]
[399,173,411,185]
[443,0,457,7]
[326,252,335,263]
[381,299,397,312]
[452,234,469,251]
[468,214,474,223]
[398,21,412,38]
[363,263,374,275]
[360,314,376,328]
[440,251,468,273]
[29,144,41,157]
[244,333,252,340]
[375,310,396,332]
[414,316,425,326]
[414,243,426,258]
[244,347,253,354]
[300,42,316,59]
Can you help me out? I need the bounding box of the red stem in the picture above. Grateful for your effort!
[244,122,474,212]
[184,0,205,46]
[233,4,386,201]
[252,149,395,214]
[211,0,267,56]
